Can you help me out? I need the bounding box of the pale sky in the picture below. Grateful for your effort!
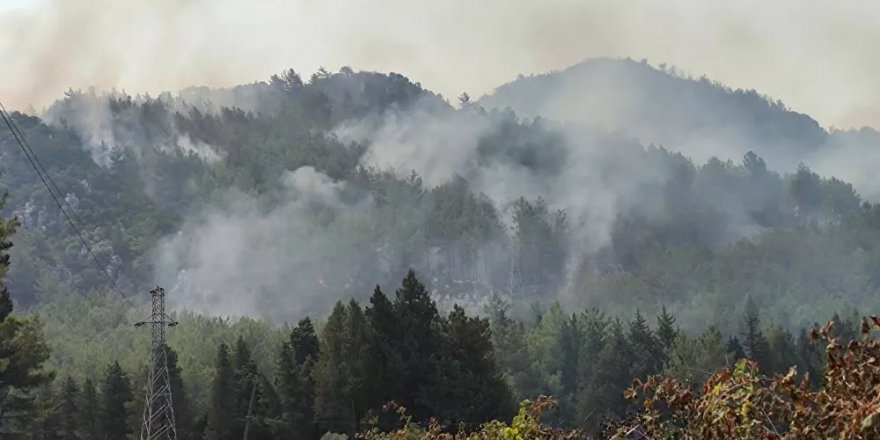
[1,0,878,129]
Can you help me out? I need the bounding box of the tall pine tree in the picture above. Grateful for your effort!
[57,377,80,440]
[393,269,442,421]
[364,285,401,412]
[428,305,515,428]
[165,345,194,440]
[79,379,101,440]
[314,301,357,436]
[100,361,133,440]
[741,297,771,370]
[0,191,52,435]
[628,310,664,380]
[205,343,236,440]
[274,318,320,439]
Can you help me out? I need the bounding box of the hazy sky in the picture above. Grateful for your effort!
[1,0,878,129]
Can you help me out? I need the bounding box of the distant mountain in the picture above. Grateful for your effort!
[478,58,829,171]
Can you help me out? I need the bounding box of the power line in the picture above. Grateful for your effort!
[0,102,139,310]
[0,101,90,229]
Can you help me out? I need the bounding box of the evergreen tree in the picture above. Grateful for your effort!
[364,285,403,430]
[665,326,730,387]
[656,306,679,351]
[165,345,194,440]
[79,379,101,440]
[766,325,799,375]
[205,343,236,440]
[577,319,633,433]
[100,361,133,440]
[36,388,62,440]
[274,317,320,439]
[428,305,515,428]
[314,301,357,436]
[232,336,258,438]
[345,300,372,427]
[393,269,442,420]
[57,377,80,440]
[0,190,15,321]
[797,327,823,386]
[0,195,52,435]
[741,297,771,370]
[486,292,541,399]
[290,317,319,364]
[727,336,746,361]
[555,313,581,422]
[628,310,664,380]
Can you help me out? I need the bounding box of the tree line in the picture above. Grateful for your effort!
[3,270,859,438]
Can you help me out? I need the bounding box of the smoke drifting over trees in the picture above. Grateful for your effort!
[0,60,877,334]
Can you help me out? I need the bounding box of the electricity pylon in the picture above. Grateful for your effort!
[136,286,179,440]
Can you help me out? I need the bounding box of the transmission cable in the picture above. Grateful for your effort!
[0,102,139,310]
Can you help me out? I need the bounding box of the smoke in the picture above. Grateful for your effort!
[333,104,492,187]
[2,0,880,128]
[154,166,374,319]
[42,89,223,166]
[478,58,880,201]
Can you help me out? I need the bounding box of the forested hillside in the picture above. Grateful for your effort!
[2,62,878,329]
[479,58,880,200]
[0,60,879,437]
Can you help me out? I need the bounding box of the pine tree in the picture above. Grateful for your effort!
[664,326,730,387]
[205,343,236,440]
[393,269,442,421]
[364,285,401,412]
[57,377,81,440]
[727,336,746,361]
[766,325,799,376]
[485,293,539,399]
[628,310,664,379]
[36,387,62,440]
[290,317,319,364]
[232,336,258,438]
[797,327,823,386]
[0,194,52,435]
[100,361,133,440]
[741,297,771,370]
[556,313,581,423]
[428,305,515,428]
[346,300,372,427]
[0,191,15,321]
[578,319,634,433]
[79,379,101,440]
[656,306,679,351]
[275,318,320,439]
[314,301,356,436]
[165,345,194,440]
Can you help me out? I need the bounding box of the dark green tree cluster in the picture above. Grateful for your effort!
[184,270,512,439]
[0,187,53,437]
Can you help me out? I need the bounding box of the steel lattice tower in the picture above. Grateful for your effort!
[136,286,179,440]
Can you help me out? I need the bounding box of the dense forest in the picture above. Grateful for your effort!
[0,59,879,438]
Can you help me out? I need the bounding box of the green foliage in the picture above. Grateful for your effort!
[99,361,133,440]
[56,377,80,440]
[0,193,52,436]
[273,318,319,438]
[78,379,100,440]
[205,343,235,440]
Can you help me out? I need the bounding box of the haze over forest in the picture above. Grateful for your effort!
[0,56,878,332]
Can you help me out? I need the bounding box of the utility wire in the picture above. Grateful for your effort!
[0,102,90,229]
[0,102,139,310]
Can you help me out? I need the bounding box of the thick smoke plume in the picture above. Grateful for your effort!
[154,166,372,318]
[2,0,880,128]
